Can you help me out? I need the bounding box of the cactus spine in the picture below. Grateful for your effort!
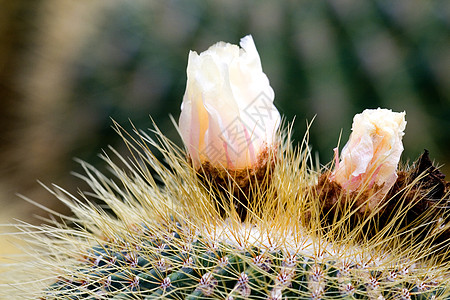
[0,121,446,299]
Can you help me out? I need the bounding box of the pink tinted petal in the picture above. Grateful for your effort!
[331,108,406,197]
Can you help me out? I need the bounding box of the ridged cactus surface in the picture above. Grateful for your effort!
[45,223,446,300]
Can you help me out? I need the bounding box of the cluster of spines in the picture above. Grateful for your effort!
[43,224,445,300]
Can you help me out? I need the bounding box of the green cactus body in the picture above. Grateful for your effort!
[43,221,445,299]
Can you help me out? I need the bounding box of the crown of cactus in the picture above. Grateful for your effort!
[1,36,450,300]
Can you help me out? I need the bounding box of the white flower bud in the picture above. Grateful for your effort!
[331,108,406,197]
[179,35,280,169]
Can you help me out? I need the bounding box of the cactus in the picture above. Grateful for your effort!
[44,228,445,299]
[1,119,448,299]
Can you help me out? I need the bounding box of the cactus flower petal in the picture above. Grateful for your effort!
[331,108,406,198]
[179,35,280,169]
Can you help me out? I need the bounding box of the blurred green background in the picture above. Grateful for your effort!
[0,0,449,234]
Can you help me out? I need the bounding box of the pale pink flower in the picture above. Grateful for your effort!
[331,108,406,199]
[179,35,280,169]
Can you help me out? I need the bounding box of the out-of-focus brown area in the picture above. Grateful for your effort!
[0,1,42,260]
[0,1,449,258]
[0,0,106,259]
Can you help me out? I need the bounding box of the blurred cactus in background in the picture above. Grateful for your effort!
[0,0,449,254]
